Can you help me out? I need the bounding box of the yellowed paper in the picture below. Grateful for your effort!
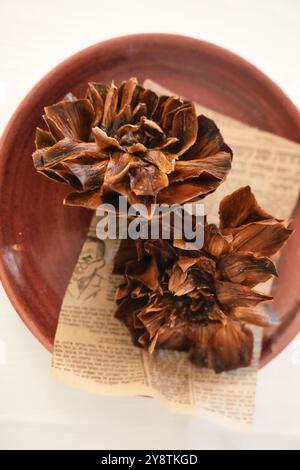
[51,80,300,430]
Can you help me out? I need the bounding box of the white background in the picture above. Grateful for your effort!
[0,0,300,450]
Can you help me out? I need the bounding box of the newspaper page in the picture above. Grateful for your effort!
[51,80,300,429]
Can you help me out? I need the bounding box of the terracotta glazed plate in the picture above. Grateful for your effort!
[0,34,299,367]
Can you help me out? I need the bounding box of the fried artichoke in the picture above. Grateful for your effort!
[32,78,232,213]
[113,186,292,373]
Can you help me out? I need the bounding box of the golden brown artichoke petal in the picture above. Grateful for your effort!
[206,303,226,322]
[64,188,102,209]
[154,322,191,352]
[160,96,184,130]
[131,285,149,299]
[37,169,69,184]
[92,126,121,151]
[215,280,272,308]
[129,164,169,196]
[140,116,164,137]
[219,186,277,229]
[232,306,273,327]
[190,322,254,373]
[43,115,65,141]
[168,265,189,293]
[132,102,147,123]
[169,151,232,183]
[168,255,215,296]
[35,128,56,149]
[87,81,107,102]
[140,89,159,117]
[101,82,118,131]
[158,136,179,150]
[127,143,148,154]
[128,84,144,109]
[113,239,137,275]
[230,220,292,257]
[171,103,198,156]
[125,257,160,291]
[138,308,167,340]
[151,95,169,123]
[115,281,132,301]
[185,115,232,161]
[44,99,94,141]
[112,104,132,132]
[104,152,140,186]
[143,150,175,174]
[145,308,180,353]
[118,77,138,110]
[143,239,177,264]
[115,123,140,140]
[157,177,221,205]
[102,179,156,219]
[188,324,211,368]
[171,275,195,296]
[210,322,253,372]
[204,224,231,257]
[63,160,108,191]
[219,252,277,287]
[32,138,99,170]
[37,160,82,188]
[115,295,148,329]
[176,256,203,272]
[86,82,106,127]
[195,256,216,274]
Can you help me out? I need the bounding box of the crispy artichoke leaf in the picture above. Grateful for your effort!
[230,220,292,257]
[129,164,169,196]
[63,160,107,191]
[64,188,102,209]
[32,138,99,170]
[204,224,231,257]
[140,88,158,117]
[157,177,221,204]
[169,151,232,183]
[44,99,94,141]
[86,82,106,127]
[35,127,56,149]
[219,252,277,287]
[215,280,272,308]
[104,152,140,186]
[211,322,253,373]
[153,323,191,352]
[232,306,273,327]
[161,96,184,130]
[101,82,118,132]
[37,169,68,184]
[138,308,167,339]
[92,126,121,151]
[190,322,254,373]
[185,115,232,161]
[143,150,175,174]
[125,257,160,291]
[118,77,138,110]
[219,185,277,229]
[171,104,198,156]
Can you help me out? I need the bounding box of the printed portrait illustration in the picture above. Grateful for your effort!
[67,236,106,302]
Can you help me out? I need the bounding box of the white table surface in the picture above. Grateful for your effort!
[0,0,300,450]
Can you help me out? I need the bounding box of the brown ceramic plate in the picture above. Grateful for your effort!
[0,34,299,367]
